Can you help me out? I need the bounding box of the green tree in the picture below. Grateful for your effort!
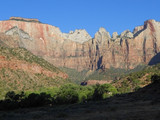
[93,84,118,100]
[54,84,79,104]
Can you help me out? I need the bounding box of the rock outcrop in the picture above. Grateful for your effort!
[63,29,92,43]
[10,17,40,23]
[112,32,118,39]
[0,17,160,71]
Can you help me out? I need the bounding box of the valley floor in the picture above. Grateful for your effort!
[0,94,160,120]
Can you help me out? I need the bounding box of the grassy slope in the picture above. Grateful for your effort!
[59,67,88,84]
[85,65,146,81]
[59,64,159,95]
[113,64,160,93]
[0,46,69,99]
[0,47,61,73]
[60,65,146,85]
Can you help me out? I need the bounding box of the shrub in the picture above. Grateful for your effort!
[22,92,52,107]
[5,91,25,102]
[77,86,94,102]
[78,92,87,103]
[54,84,79,104]
[93,84,118,100]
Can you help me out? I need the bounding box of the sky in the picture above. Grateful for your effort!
[0,0,160,37]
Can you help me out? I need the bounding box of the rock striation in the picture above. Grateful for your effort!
[0,17,160,71]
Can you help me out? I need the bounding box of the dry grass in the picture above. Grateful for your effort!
[0,95,160,120]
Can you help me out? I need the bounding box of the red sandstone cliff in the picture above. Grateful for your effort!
[0,17,160,71]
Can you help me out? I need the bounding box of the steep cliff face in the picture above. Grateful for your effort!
[89,19,160,70]
[0,17,160,71]
[0,17,93,71]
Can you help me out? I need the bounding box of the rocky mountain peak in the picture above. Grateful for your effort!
[0,18,160,71]
[112,32,118,39]
[98,27,111,38]
[94,27,111,40]
[63,29,92,43]
[144,19,159,32]
[120,30,133,38]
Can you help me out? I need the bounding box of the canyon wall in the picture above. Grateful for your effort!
[0,17,160,71]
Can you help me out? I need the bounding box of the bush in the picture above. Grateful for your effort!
[78,86,94,102]
[1,91,26,110]
[5,91,25,102]
[54,84,79,104]
[5,91,16,101]
[22,92,52,107]
[78,92,87,103]
[93,84,118,100]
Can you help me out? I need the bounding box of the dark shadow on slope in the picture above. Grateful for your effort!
[107,78,160,104]
[97,56,103,69]
[133,27,145,38]
[148,52,160,65]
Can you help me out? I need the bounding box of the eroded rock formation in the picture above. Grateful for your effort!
[0,17,160,71]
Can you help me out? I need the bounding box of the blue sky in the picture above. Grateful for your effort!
[0,0,160,37]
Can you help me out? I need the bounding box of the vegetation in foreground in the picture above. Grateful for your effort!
[0,83,118,110]
[1,75,160,120]
[0,73,160,113]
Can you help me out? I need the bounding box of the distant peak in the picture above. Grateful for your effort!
[9,17,41,23]
[63,29,92,43]
[144,19,156,23]
[112,32,118,39]
[95,27,111,39]
[98,27,107,33]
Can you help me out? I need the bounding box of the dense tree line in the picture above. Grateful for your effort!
[0,83,118,110]
[1,74,160,110]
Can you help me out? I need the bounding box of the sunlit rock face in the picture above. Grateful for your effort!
[0,17,160,71]
[63,29,92,43]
